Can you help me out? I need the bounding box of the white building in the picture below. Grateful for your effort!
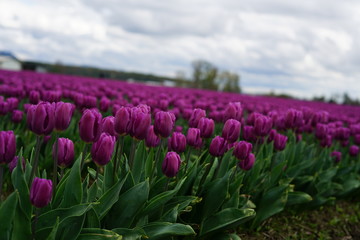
[0,51,21,71]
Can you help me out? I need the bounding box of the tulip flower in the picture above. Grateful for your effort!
[0,131,16,164]
[114,106,132,136]
[349,145,359,157]
[27,102,55,135]
[223,102,243,122]
[233,141,252,160]
[331,151,342,163]
[11,110,23,123]
[53,138,74,168]
[189,108,206,128]
[186,128,202,148]
[274,133,288,151]
[253,115,272,137]
[168,132,187,153]
[79,108,102,143]
[8,156,25,173]
[29,90,40,104]
[145,125,161,148]
[154,111,176,138]
[129,107,151,140]
[197,117,215,138]
[162,152,181,178]
[239,153,255,171]
[101,116,117,137]
[209,136,228,157]
[30,177,52,208]
[222,119,241,143]
[285,109,304,129]
[91,133,116,166]
[54,102,75,131]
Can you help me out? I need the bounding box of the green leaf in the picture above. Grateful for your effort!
[144,148,154,180]
[286,191,312,206]
[78,228,122,240]
[45,217,60,240]
[160,205,179,223]
[103,160,116,193]
[200,208,255,237]
[87,181,99,203]
[112,228,145,240]
[56,214,86,240]
[93,174,128,220]
[132,141,146,184]
[53,169,71,208]
[141,178,186,217]
[216,150,234,178]
[142,222,195,240]
[251,183,289,229]
[11,203,32,240]
[85,207,100,228]
[60,155,83,208]
[107,180,149,229]
[0,191,19,240]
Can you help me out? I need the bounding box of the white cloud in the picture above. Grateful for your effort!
[0,0,360,99]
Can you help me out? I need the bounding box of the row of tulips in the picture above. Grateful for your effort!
[0,69,360,239]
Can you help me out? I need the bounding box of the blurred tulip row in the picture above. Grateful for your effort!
[0,69,360,239]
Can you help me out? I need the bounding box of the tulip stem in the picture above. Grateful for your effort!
[184,147,192,173]
[197,156,215,195]
[113,137,121,176]
[0,165,3,202]
[129,139,137,169]
[29,135,42,185]
[60,168,64,181]
[52,134,59,197]
[32,208,40,240]
[95,166,99,181]
[80,144,89,170]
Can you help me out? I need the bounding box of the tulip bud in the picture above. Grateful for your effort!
[54,102,75,131]
[101,116,117,137]
[253,115,272,137]
[186,128,202,148]
[29,90,40,104]
[315,123,328,139]
[91,133,116,166]
[154,111,176,138]
[174,125,183,133]
[114,107,132,136]
[162,152,181,178]
[274,133,288,151]
[8,156,25,173]
[79,109,102,143]
[197,117,215,138]
[53,138,74,168]
[233,141,252,160]
[145,125,161,148]
[99,96,111,112]
[239,153,255,171]
[7,97,19,111]
[243,126,257,142]
[355,134,360,145]
[285,109,304,129]
[189,108,206,128]
[168,132,186,153]
[0,131,16,164]
[320,134,332,148]
[26,102,55,135]
[209,136,228,157]
[222,119,241,143]
[129,107,151,140]
[349,145,359,157]
[331,151,342,163]
[223,102,243,122]
[11,110,23,123]
[335,127,350,141]
[30,177,52,208]
[267,129,277,143]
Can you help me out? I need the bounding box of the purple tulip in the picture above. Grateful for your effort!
[320,134,332,148]
[79,109,102,143]
[27,102,55,135]
[99,96,111,112]
[168,132,187,153]
[233,141,252,160]
[189,108,206,128]
[355,134,360,145]
[162,152,181,178]
[197,117,215,138]
[154,111,176,138]
[0,101,9,115]
[0,131,16,164]
[331,151,342,163]
[186,128,202,148]
[243,126,257,142]
[101,116,117,137]
[209,136,228,157]
[8,156,25,172]
[174,125,183,133]
[239,153,255,171]
[30,177,52,208]
[253,115,272,137]
[223,102,243,122]
[335,127,350,141]
[274,133,288,151]
[315,124,328,139]
[285,109,304,129]
[29,90,40,104]
[349,145,359,157]
[145,125,161,148]
[129,107,151,140]
[54,102,75,131]
[53,138,74,168]
[114,107,132,136]
[222,119,241,143]
[11,110,23,123]
[267,129,277,143]
[91,133,116,166]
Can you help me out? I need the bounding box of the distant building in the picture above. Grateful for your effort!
[0,51,21,71]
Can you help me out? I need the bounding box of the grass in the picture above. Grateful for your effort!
[238,199,360,240]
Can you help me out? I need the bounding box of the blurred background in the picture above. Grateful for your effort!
[0,0,359,104]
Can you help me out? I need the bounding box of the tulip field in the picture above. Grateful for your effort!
[1,69,360,239]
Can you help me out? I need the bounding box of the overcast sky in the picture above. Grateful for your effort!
[1,0,359,99]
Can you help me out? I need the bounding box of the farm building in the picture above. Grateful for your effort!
[0,51,21,71]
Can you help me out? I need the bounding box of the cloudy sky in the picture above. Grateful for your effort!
[1,0,359,99]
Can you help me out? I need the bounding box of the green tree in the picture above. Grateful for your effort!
[191,60,218,90]
[218,71,241,93]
